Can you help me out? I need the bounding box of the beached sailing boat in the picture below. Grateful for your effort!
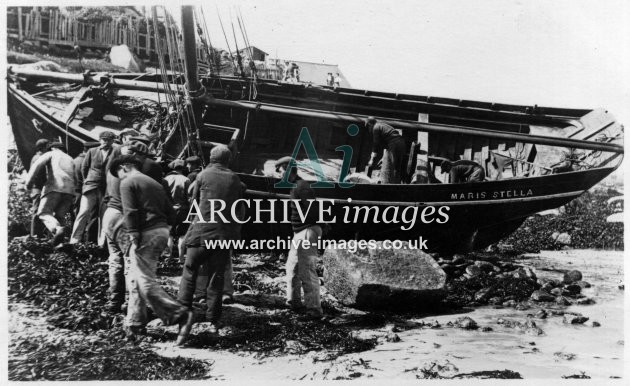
[7,6,624,253]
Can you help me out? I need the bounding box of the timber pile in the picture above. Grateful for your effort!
[7,7,165,60]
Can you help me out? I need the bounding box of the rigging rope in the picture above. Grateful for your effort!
[216,7,237,75]
[200,5,223,88]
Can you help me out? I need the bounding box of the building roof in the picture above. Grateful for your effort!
[234,46,268,55]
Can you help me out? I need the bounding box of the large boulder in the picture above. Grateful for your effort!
[109,45,145,72]
[322,243,446,309]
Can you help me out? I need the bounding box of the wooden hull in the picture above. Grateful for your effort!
[236,166,614,252]
[7,80,620,253]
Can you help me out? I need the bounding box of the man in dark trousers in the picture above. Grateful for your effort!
[72,141,100,203]
[441,160,485,183]
[28,139,50,237]
[70,131,120,244]
[365,116,407,184]
[111,154,193,341]
[73,42,83,72]
[275,156,323,319]
[72,141,100,239]
[177,145,244,345]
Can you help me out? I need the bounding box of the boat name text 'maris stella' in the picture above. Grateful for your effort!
[451,189,534,200]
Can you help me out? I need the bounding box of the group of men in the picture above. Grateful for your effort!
[25,130,324,346]
[365,116,486,184]
[325,72,342,88]
[23,116,486,345]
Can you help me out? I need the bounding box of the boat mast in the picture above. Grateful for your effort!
[181,6,202,96]
[180,5,206,158]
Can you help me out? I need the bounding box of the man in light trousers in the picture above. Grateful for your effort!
[276,157,323,318]
[112,154,193,340]
[70,131,120,244]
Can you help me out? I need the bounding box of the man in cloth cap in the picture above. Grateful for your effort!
[275,156,323,319]
[111,154,193,341]
[27,139,50,237]
[182,153,237,304]
[72,141,100,237]
[26,142,76,246]
[365,116,407,184]
[125,141,164,183]
[70,131,120,244]
[177,145,244,345]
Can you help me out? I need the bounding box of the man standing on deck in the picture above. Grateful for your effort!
[70,131,120,244]
[365,116,407,184]
[112,154,193,341]
[326,72,334,86]
[177,145,244,345]
[27,142,76,246]
[28,139,50,238]
[276,156,324,319]
[333,73,341,88]
[441,160,485,183]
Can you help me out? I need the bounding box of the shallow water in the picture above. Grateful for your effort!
[153,249,624,380]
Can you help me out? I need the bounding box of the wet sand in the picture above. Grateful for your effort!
[151,249,624,380]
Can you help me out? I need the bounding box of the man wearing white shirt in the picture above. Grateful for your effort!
[26,142,76,246]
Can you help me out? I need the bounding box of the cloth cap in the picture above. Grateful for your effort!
[109,155,142,177]
[128,141,150,156]
[365,116,376,125]
[119,129,140,138]
[209,145,231,165]
[99,131,116,140]
[35,139,50,150]
[128,135,151,146]
[168,159,187,170]
[49,142,65,150]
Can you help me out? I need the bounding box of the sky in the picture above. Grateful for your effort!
[171,0,630,125]
[2,0,629,130]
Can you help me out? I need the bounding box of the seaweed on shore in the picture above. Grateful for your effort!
[9,334,212,381]
[502,191,623,252]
